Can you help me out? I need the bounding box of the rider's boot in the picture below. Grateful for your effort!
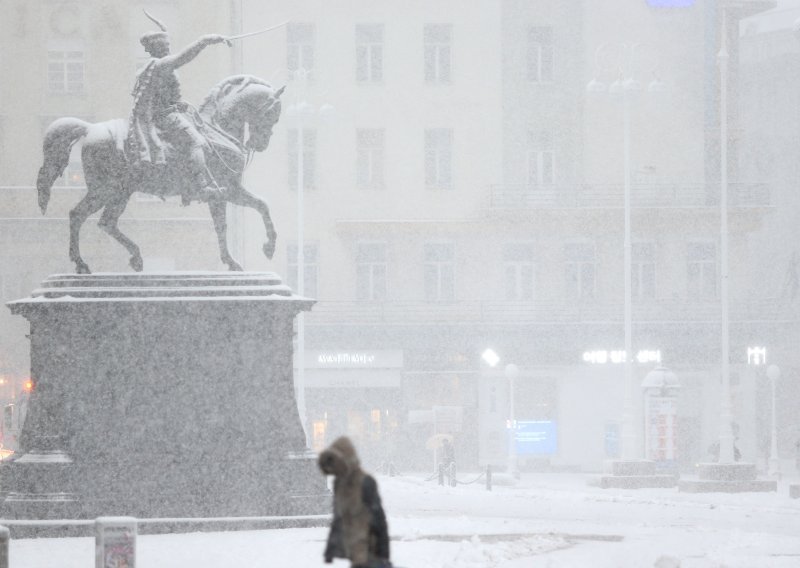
[182,172,226,205]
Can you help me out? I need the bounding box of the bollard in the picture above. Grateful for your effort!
[486,464,492,491]
[438,462,444,486]
[96,517,137,568]
[0,525,8,568]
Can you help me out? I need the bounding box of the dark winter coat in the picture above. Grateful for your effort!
[318,436,391,568]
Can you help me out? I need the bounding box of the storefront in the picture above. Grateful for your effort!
[300,350,404,468]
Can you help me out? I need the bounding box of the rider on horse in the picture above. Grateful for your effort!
[128,11,231,205]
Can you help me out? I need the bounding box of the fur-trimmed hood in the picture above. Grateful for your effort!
[318,436,362,478]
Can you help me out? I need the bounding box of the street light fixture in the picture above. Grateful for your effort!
[766,364,781,478]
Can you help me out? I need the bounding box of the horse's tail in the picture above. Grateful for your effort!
[37,117,90,214]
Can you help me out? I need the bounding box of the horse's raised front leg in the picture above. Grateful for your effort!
[98,196,143,272]
[69,193,106,274]
[226,183,277,261]
[208,200,243,271]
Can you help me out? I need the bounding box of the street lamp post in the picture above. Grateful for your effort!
[588,44,663,461]
[717,8,737,465]
[288,69,333,447]
[766,364,781,478]
[505,363,520,478]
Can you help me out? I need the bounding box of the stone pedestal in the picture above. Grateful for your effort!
[1,272,328,519]
[678,462,777,493]
[598,459,679,489]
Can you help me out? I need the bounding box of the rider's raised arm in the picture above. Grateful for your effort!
[158,34,229,71]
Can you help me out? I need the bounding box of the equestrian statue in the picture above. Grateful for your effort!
[36,11,287,274]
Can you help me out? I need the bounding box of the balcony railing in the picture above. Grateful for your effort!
[489,182,771,210]
[305,298,793,326]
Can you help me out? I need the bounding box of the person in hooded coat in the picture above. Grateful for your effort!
[318,436,391,568]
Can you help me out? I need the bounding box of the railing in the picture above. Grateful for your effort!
[304,298,795,326]
[489,182,771,210]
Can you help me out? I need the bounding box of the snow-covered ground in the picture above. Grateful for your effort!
[11,472,800,567]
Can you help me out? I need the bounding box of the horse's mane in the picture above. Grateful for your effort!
[198,75,275,119]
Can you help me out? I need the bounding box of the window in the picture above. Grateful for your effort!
[687,242,716,299]
[424,243,455,302]
[632,243,656,301]
[286,243,318,297]
[564,243,595,300]
[503,243,535,301]
[356,242,387,301]
[356,129,385,189]
[287,23,315,79]
[527,131,555,186]
[425,129,453,190]
[356,24,383,83]
[288,128,316,191]
[424,24,452,83]
[48,50,84,93]
[527,27,554,83]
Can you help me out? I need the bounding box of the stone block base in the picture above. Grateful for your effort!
[599,474,678,489]
[611,460,656,477]
[696,462,757,481]
[789,484,800,499]
[678,479,777,493]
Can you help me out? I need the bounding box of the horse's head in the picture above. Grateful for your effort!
[246,85,284,152]
[199,76,285,153]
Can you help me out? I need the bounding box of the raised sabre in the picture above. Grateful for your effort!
[225,20,290,41]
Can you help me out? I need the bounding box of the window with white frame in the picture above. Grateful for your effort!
[356,24,383,83]
[564,242,596,300]
[527,26,554,83]
[424,24,452,83]
[288,128,317,191]
[424,243,455,302]
[632,242,656,301]
[356,129,385,189]
[287,23,315,79]
[687,242,717,299]
[356,242,387,301]
[503,243,535,301]
[425,128,453,190]
[286,243,318,298]
[527,130,555,187]
[48,50,85,93]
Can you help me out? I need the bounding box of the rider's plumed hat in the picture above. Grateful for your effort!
[139,10,168,50]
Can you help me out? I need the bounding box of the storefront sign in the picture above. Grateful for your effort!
[303,350,403,369]
[515,420,558,455]
[747,346,766,365]
[582,349,661,364]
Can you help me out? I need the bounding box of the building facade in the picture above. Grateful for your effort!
[1,1,789,473]
[236,0,782,472]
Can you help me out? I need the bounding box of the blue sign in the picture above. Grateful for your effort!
[647,0,695,6]
[514,420,557,455]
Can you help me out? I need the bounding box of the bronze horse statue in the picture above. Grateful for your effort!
[36,75,284,274]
